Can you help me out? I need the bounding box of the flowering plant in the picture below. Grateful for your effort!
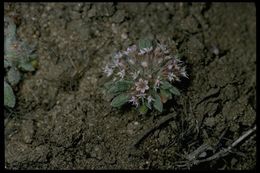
[103,39,188,114]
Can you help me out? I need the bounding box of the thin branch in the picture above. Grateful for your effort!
[197,125,254,165]
[230,125,256,149]
[174,125,256,168]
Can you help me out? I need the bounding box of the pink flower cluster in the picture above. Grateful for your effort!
[103,40,188,109]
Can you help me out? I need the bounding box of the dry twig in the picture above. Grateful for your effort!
[174,125,256,168]
[131,113,176,148]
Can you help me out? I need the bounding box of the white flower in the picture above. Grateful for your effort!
[173,58,183,65]
[144,47,153,53]
[127,45,137,53]
[117,69,125,79]
[158,44,169,54]
[138,49,146,55]
[147,95,155,107]
[112,58,120,67]
[129,96,139,107]
[168,72,176,82]
[123,45,137,55]
[180,67,188,78]
[135,78,149,93]
[167,64,173,70]
[131,70,140,80]
[114,51,123,59]
[112,58,125,68]
[154,77,161,89]
[138,47,153,55]
[103,65,113,77]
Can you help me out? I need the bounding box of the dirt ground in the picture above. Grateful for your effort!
[4,2,256,170]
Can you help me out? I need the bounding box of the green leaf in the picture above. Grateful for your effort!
[5,52,19,65]
[153,93,163,112]
[161,81,173,90]
[139,104,148,114]
[138,39,152,50]
[7,67,21,86]
[18,61,35,72]
[111,93,130,107]
[161,81,181,96]
[4,81,16,108]
[168,86,180,96]
[108,80,133,95]
[145,101,152,110]
[103,80,114,90]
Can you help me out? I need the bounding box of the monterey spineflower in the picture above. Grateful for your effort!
[117,69,125,79]
[103,39,188,114]
[129,96,139,107]
[103,65,113,77]
[135,78,149,93]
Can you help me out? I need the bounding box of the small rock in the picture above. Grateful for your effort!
[91,146,102,160]
[211,44,220,56]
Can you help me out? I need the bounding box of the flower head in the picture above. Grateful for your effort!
[138,49,146,55]
[154,77,161,89]
[138,46,153,55]
[114,51,123,59]
[158,43,169,54]
[131,70,140,80]
[103,65,113,77]
[135,78,149,93]
[143,47,153,53]
[117,69,125,79]
[129,96,139,107]
[167,64,173,70]
[127,45,137,53]
[180,66,188,78]
[103,39,188,113]
[168,72,176,82]
[147,95,155,107]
